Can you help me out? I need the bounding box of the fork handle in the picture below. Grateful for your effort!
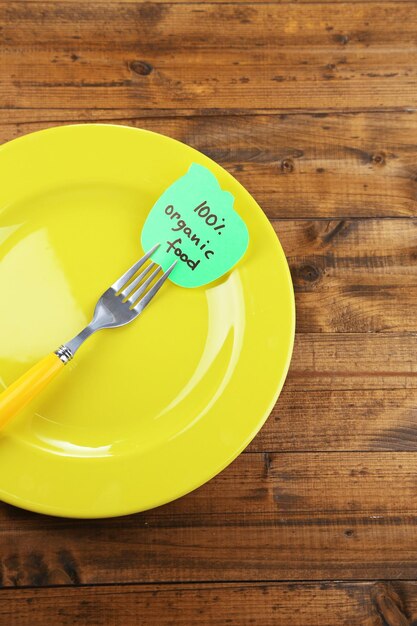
[0,353,65,428]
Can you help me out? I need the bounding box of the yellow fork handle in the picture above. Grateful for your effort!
[0,353,65,428]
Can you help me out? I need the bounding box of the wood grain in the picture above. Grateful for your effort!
[3,0,417,622]
[250,388,417,452]
[2,3,417,110]
[288,333,417,390]
[252,220,417,452]
[1,112,417,218]
[2,453,417,585]
[0,582,410,626]
[7,0,395,4]
[279,219,417,331]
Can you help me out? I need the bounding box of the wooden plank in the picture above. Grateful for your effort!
[6,0,395,4]
[1,3,417,110]
[1,113,417,217]
[288,333,417,390]
[2,453,417,584]
[0,581,409,626]
[250,387,417,452]
[277,219,417,331]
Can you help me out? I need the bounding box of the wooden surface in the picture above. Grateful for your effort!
[1,1,417,624]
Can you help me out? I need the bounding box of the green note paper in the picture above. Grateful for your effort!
[141,163,249,288]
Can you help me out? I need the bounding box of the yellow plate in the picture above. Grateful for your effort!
[0,124,295,518]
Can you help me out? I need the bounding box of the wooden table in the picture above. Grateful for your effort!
[1,1,417,624]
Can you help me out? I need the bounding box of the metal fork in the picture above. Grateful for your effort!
[0,244,175,428]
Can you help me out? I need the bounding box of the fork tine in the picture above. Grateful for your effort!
[120,262,156,299]
[133,261,177,313]
[127,265,161,305]
[112,243,160,292]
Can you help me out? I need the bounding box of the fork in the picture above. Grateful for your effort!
[0,243,175,429]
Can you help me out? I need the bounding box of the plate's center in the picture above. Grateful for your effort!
[0,183,245,458]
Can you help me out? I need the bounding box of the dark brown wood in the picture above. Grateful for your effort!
[2,3,417,111]
[288,333,417,390]
[251,388,417,452]
[1,582,408,626]
[6,0,393,4]
[278,219,417,331]
[1,113,417,218]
